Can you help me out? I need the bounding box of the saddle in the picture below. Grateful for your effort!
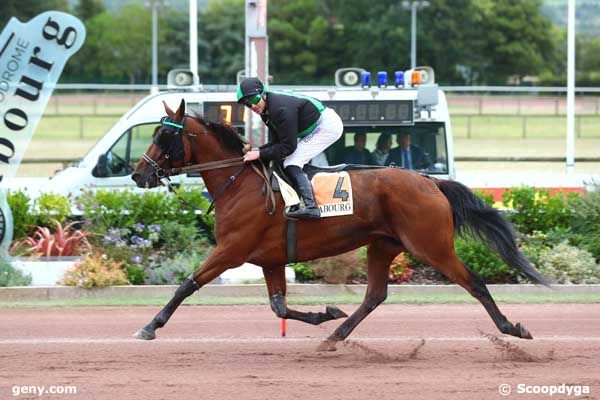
[268,162,387,192]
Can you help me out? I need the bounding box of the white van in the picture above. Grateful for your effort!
[5,67,454,198]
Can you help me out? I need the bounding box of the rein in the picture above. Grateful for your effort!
[142,114,276,215]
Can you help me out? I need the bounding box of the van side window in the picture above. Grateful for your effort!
[93,123,159,178]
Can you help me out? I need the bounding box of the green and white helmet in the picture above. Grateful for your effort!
[236,77,264,103]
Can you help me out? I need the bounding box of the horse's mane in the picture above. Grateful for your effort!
[193,113,246,156]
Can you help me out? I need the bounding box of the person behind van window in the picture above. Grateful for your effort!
[238,77,344,219]
[343,132,373,165]
[385,132,432,170]
[372,133,392,166]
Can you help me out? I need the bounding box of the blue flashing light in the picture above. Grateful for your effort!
[394,71,405,87]
[377,71,388,87]
[361,71,371,87]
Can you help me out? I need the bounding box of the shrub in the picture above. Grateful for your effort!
[308,249,366,283]
[6,191,36,239]
[35,193,71,227]
[0,258,32,287]
[536,241,600,284]
[10,219,91,259]
[454,237,518,283]
[144,250,209,285]
[77,187,215,242]
[570,188,600,261]
[62,253,129,288]
[502,187,577,234]
[580,235,600,263]
[96,225,160,284]
[290,262,316,282]
[158,220,203,258]
[473,189,495,207]
[388,253,413,283]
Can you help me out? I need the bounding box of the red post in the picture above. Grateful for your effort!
[280,318,287,337]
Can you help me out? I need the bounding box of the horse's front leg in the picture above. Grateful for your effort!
[134,248,239,340]
[263,266,347,325]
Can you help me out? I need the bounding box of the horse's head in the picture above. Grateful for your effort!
[132,99,190,188]
[132,99,247,189]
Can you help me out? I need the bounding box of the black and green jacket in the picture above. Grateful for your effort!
[258,89,325,162]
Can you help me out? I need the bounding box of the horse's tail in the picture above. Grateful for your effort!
[435,179,549,286]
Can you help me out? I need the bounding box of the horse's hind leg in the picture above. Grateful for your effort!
[317,238,402,352]
[263,266,348,325]
[426,251,533,339]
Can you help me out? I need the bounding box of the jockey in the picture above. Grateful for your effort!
[238,77,344,219]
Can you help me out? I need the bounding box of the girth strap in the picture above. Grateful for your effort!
[286,220,297,264]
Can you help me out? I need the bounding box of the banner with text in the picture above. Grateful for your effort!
[0,11,85,253]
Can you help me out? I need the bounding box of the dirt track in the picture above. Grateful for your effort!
[1,303,599,399]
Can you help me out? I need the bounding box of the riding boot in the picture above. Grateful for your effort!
[285,165,321,219]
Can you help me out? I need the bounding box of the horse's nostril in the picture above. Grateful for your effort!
[131,173,140,182]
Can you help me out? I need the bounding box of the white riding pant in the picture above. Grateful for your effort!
[283,107,344,168]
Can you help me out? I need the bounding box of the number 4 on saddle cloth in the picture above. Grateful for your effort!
[273,164,385,218]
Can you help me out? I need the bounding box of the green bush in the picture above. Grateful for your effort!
[0,258,32,287]
[290,262,316,282]
[454,237,518,283]
[473,189,495,207]
[580,235,600,263]
[537,241,600,284]
[159,220,203,258]
[7,191,35,239]
[77,187,215,242]
[35,193,71,227]
[502,187,577,234]
[144,250,210,285]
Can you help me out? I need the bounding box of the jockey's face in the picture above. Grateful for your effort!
[249,95,267,115]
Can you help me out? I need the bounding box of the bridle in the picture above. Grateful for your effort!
[141,115,275,215]
[143,115,247,179]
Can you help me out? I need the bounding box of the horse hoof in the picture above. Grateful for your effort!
[133,328,156,340]
[326,306,348,320]
[316,339,337,352]
[516,323,533,339]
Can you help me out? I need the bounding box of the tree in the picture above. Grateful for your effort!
[65,4,170,83]
[418,0,486,84]
[0,0,69,29]
[475,0,556,84]
[74,0,105,21]
[198,0,245,84]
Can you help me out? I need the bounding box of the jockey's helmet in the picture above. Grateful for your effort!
[237,77,264,103]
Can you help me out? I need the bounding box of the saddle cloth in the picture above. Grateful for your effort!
[273,169,355,218]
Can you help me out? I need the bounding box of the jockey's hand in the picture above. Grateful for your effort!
[243,149,260,162]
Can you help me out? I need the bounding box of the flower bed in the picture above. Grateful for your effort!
[5,183,600,287]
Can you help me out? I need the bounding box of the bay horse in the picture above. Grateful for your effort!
[131,99,547,351]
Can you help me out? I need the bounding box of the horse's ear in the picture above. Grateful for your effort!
[163,101,174,117]
[173,98,185,120]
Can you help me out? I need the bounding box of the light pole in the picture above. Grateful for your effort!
[402,1,430,69]
[145,0,168,94]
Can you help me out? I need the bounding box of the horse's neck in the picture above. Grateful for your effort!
[195,149,258,203]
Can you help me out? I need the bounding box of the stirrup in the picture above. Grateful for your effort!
[285,205,321,219]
